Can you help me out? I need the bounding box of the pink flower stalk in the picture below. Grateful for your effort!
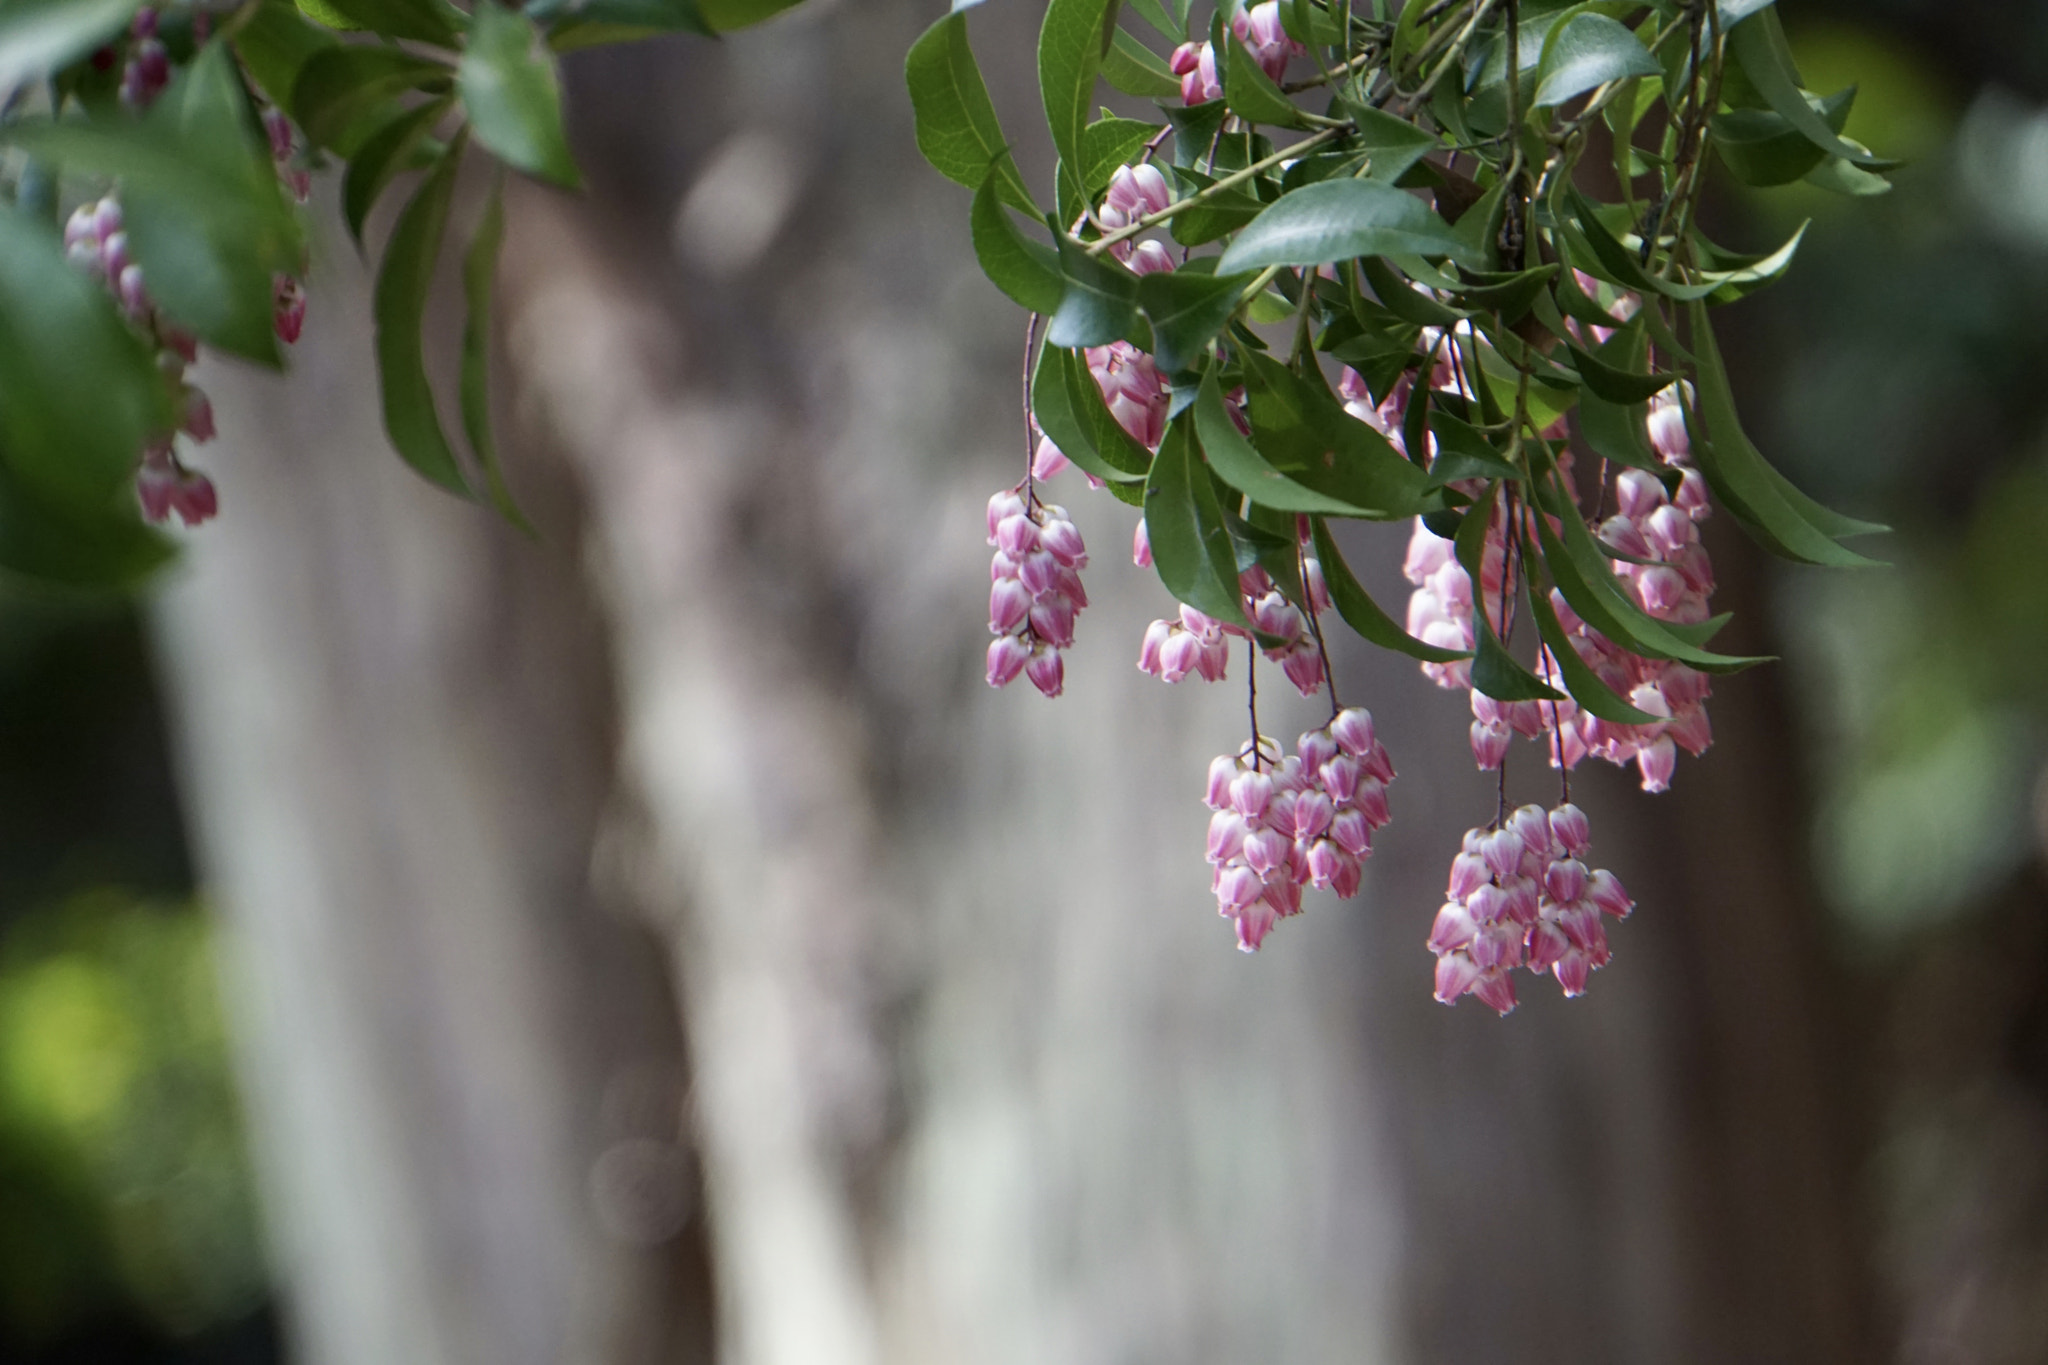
[1204,707,1392,951]
[136,442,218,527]
[986,488,1089,697]
[1429,803,1635,1010]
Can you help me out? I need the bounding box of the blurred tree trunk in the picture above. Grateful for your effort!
[151,3,1878,1363]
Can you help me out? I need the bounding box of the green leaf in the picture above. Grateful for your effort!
[1122,0,1179,41]
[460,171,531,531]
[1165,165,1265,247]
[1425,410,1519,487]
[0,0,133,101]
[0,200,168,515]
[1683,299,1886,561]
[1079,116,1162,195]
[1566,338,1678,403]
[374,140,471,497]
[1137,270,1249,374]
[1801,155,1892,197]
[1039,0,1118,207]
[292,45,452,153]
[1531,469,1767,670]
[295,0,362,30]
[343,98,450,244]
[1102,26,1179,97]
[1448,262,1556,320]
[1224,34,1307,129]
[1194,369,1376,514]
[1524,581,1658,723]
[970,173,1063,313]
[313,0,458,46]
[1575,390,1660,471]
[14,47,300,365]
[1144,417,1252,628]
[1726,9,1891,169]
[1217,179,1481,275]
[1710,88,1852,187]
[460,0,579,188]
[1349,105,1441,184]
[1045,233,1139,348]
[905,12,1036,214]
[1532,12,1660,108]
[235,0,340,109]
[0,457,172,588]
[1310,518,1469,663]
[1239,349,1428,516]
[1360,255,1465,326]
[1453,486,1565,703]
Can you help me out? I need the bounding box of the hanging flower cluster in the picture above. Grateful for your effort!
[905,0,1893,1005]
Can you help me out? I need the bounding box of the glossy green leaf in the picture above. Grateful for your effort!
[1453,487,1566,703]
[1532,12,1659,108]
[1239,350,1428,516]
[1039,0,1117,207]
[294,0,362,30]
[1566,339,1678,404]
[1532,473,1767,670]
[461,171,530,531]
[1045,234,1139,348]
[1310,518,1469,662]
[1137,270,1248,374]
[1727,9,1891,169]
[1575,390,1661,471]
[1425,411,1519,487]
[314,0,458,46]
[1144,417,1252,628]
[1165,166,1265,246]
[1080,117,1162,195]
[374,142,471,497]
[460,0,579,188]
[1061,346,1155,478]
[1360,255,1464,326]
[1524,581,1658,723]
[1123,0,1179,40]
[0,457,172,588]
[235,0,340,109]
[1102,26,1179,97]
[1449,262,1556,320]
[906,12,1036,214]
[1218,179,1481,275]
[1683,299,1886,562]
[1802,155,1892,197]
[1194,370,1376,514]
[0,0,134,102]
[1224,34,1307,128]
[970,173,1063,313]
[292,46,452,153]
[343,98,450,244]
[0,201,167,515]
[1710,88,1852,187]
[1348,106,1441,184]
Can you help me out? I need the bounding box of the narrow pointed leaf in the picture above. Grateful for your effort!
[1224,34,1307,128]
[1145,417,1253,627]
[1219,179,1482,274]
[1079,116,1163,194]
[1030,345,1147,488]
[1194,370,1374,514]
[1453,487,1566,703]
[1045,233,1139,348]
[1532,12,1660,109]
[1102,26,1179,97]
[971,173,1064,313]
[906,12,1036,214]
[1039,0,1118,207]
[461,172,530,531]
[1137,270,1248,374]
[375,143,471,496]
[1727,10,1892,169]
[1310,518,1469,662]
[460,0,579,188]
[343,98,450,244]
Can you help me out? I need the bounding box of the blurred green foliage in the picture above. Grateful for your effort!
[0,892,265,1347]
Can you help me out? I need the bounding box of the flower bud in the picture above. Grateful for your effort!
[1229,769,1274,821]
[1024,645,1064,698]
[1587,867,1634,919]
[986,636,1028,688]
[1548,803,1591,857]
